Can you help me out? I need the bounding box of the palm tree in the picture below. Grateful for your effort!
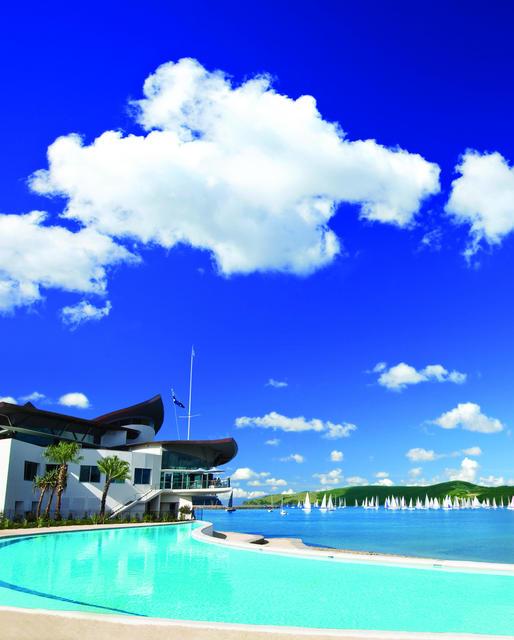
[97,456,131,519]
[33,474,49,519]
[44,442,83,519]
[43,468,60,518]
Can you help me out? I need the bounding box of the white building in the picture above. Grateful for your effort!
[0,395,236,518]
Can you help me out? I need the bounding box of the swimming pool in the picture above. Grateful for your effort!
[1,523,514,635]
[204,507,514,563]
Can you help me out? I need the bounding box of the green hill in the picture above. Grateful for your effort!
[243,481,514,506]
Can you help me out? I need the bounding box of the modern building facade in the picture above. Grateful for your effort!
[0,395,237,518]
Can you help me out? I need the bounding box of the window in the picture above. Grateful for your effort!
[134,468,151,485]
[79,465,101,483]
[23,461,39,482]
[45,464,58,473]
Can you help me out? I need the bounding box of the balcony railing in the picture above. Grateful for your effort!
[160,471,230,491]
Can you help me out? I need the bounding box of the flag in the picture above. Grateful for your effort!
[172,391,185,409]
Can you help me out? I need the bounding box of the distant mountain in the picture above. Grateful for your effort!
[243,481,514,506]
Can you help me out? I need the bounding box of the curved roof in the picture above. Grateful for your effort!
[94,394,164,433]
[131,437,238,467]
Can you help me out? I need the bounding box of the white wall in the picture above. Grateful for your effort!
[0,440,162,517]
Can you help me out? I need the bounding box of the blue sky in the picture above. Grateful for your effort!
[2,1,514,498]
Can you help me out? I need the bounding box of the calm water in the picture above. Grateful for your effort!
[203,507,514,563]
[1,523,514,634]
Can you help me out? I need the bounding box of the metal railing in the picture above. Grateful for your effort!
[160,472,230,491]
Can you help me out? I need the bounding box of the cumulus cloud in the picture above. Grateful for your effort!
[281,488,295,495]
[265,438,280,446]
[61,300,112,329]
[58,392,90,409]
[231,488,266,499]
[230,468,284,488]
[375,471,389,479]
[446,150,514,256]
[408,467,423,478]
[406,447,438,462]
[462,446,482,456]
[248,477,287,488]
[19,391,46,403]
[31,58,440,280]
[446,457,479,483]
[280,453,304,463]
[346,476,369,486]
[479,475,510,487]
[0,211,135,314]
[235,411,357,439]
[433,402,504,434]
[330,450,343,462]
[376,478,394,487]
[266,378,288,388]
[313,468,343,485]
[375,362,466,391]
[0,396,17,404]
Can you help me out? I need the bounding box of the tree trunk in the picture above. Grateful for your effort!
[36,487,47,519]
[44,486,56,518]
[55,464,68,520]
[100,480,111,519]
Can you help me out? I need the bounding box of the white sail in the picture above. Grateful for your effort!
[320,494,327,511]
[327,494,334,511]
[303,492,311,512]
[425,495,430,509]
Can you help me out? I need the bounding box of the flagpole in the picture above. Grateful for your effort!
[187,346,195,440]
[171,388,180,439]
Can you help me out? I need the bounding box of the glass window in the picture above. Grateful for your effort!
[134,468,151,484]
[23,461,39,482]
[161,449,211,470]
[79,465,101,483]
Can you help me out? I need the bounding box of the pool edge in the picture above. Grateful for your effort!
[193,520,514,575]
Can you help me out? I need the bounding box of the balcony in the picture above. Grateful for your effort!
[160,470,230,491]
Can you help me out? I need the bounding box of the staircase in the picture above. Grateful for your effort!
[108,488,162,519]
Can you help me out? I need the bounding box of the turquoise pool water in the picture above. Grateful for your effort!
[1,523,514,635]
[204,508,514,563]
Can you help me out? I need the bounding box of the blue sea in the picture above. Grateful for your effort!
[201,507,514,563]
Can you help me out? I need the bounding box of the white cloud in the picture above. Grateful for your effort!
[19,391,46,403]
[58,392,90,409]
[265,438,280,446]
[313,468,343,485]
[372,362,387,373]
[61,300,112,328]
[376,478,394,487]
[231,467,258,481]
[235,411,356,439]
[31,58,440,280]
[280,453,304,463]
[462,446,482,456]
[375,471,389,478]
[330,450,343,462]
[346,476,369,486]
[231,488,266,499]
[479,475,509,487]
[266,378,288,388]
[0,396,17,404]
[446,457,479,483]
[408,467,423,478]
[0,211,135,313]
[281,488,295,495]
[248,477,287,487]
[433,402,504,434]
[406,447,438,462]
[376,362,466,391]
[446,150,514,256]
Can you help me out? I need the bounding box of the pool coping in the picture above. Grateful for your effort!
[192,521,514,575]
[0,521,513,640]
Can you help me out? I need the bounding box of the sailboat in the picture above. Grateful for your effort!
[303,492,312,512]
[327,494,334,511]
[320,494,327,512]
[267,496,274,512]
[280,497,286,516]
[225,490,236,512]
